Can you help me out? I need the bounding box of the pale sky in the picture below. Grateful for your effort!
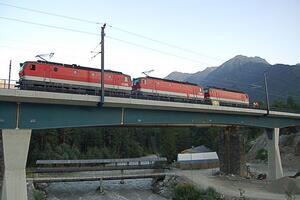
[0,0,299,81]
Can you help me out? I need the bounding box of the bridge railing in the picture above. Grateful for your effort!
[29,157,168,174]
[0,79,18,89]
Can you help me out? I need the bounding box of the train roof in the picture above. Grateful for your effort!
[24,60,128,76]
[134,76,200,86]
[206,86,247,94]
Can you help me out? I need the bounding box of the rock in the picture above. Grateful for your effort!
[27,182,35,200]
[267,177,300,194]
[295,140,300,156]
[34,182,49,190]
[257,173,267,180]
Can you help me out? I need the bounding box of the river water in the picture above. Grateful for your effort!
[46,179,168,200]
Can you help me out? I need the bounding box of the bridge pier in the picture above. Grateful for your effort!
[218,126,246,176]
[265,128,283,180]
[1,129,31,200]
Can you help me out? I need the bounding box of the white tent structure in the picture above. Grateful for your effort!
[177,147,219,169]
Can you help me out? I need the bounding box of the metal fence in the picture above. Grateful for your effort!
[0,79,18,89]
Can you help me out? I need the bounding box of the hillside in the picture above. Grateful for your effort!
[165,55,300,104]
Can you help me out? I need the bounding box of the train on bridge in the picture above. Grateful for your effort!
[18,60,250,107]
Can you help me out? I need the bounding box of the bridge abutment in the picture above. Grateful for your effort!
[1,129,31,200]
[265,128,283,180]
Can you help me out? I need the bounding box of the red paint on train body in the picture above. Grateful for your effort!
[18,60,250,107]
[19,61,132,92]
[204,87,249,106]
[132,77,204,100]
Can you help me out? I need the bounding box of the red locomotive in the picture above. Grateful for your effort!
[18,60,250,107]
[132,77,204,101]
[204,87,249,107]
[19,61,132,96]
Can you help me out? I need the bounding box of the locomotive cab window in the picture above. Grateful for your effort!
[133,79,140,85]
[124,77,128,82]
[30,65,36,70]
[143,79,147,85]
[19,63,25,71]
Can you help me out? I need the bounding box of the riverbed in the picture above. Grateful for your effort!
[46,179,168,200]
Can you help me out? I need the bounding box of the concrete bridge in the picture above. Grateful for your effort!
[1,88,300,200]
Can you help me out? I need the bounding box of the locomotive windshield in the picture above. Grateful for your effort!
[19,63,25,72]
[133,79,140,85]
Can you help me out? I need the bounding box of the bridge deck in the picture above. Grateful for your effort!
[1,88,300,118]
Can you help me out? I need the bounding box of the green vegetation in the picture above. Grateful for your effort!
[27,126,265,166]
[28,127,224,166]
[273,96,300,111]
[28,97,300,167]
[255,148,268,161]
[173,184,221,200]
[205,187,222,200]
[173,184,203,200]
[33,189,44,200]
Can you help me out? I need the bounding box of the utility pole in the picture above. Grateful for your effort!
[264,72,270,115]
[8,60,12,89]
[100,23,106,106]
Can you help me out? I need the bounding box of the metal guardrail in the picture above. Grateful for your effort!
[0,79,17,89]
[36,157,168,165]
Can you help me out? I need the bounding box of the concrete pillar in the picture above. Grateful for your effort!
[265,128,283,180]
[1,129,31,200]
[218,126,246,176]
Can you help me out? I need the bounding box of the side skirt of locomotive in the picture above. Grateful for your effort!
[18,79,131,97]
[131,90,205,104]
[204,98,249,108]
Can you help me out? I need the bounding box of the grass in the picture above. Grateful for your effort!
[173,184,221,200]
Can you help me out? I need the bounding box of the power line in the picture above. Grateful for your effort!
[108,25,222,62]
[0,16,212,64]
[199,78,300,100]
[0,1,221,63]
[0,44,93,60]
[107,36,209,64]
[0,16,99,36]
[0,16,214,64]
[0,2,103,25]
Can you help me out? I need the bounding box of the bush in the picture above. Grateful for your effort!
[205,187,221,200]
[33,189,44,200]
[255,148,268,161]
[173,184,222,200]
[173,184,203,200]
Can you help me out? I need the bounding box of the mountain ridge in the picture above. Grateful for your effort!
[165,55,300,103]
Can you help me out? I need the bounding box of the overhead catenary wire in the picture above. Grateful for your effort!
[0,2,103,25]
[107,25,222,62]
[107,36,210,64]
[0,17,211,64]
[0,16,99,36]
[0,1,220,63]
[198,78,300,100]
[1,3,298,102]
